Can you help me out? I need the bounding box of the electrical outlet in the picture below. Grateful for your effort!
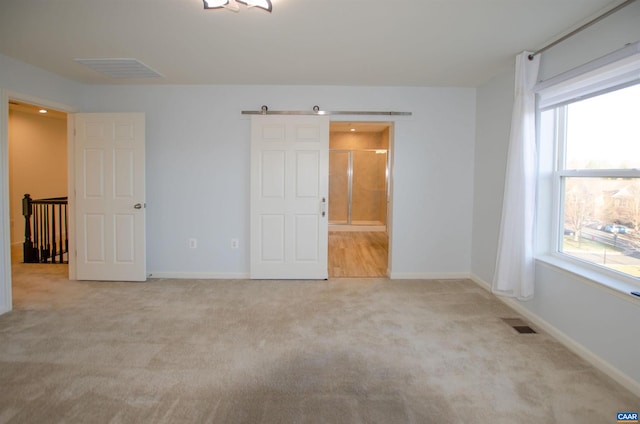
[231,238,239,249]
[189,238,197,249]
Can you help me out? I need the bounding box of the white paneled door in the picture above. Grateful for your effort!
[250,115,329,279]
[75,113,146,281]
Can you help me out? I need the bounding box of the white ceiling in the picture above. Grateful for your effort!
[9,100,67,120]
[0,0,624,87]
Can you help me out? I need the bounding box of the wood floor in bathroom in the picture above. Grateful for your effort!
[328,231,388,277]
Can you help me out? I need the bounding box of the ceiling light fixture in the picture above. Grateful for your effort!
[39,109,48,114]
[203,0,272,13]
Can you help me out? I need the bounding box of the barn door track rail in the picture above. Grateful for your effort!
[241,105,412,116]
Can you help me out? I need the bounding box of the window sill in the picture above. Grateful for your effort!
[536,254,640,305]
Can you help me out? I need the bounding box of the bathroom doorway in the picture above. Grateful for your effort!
[328,122,391,277]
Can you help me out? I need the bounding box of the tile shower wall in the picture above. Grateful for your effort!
[329,129,389,226]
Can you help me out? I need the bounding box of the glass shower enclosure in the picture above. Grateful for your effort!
[329,149,388,227]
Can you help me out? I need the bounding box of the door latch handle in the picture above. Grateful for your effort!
[320,197,326,217]
[134,203,143,209]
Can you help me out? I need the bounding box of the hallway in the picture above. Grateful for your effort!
[328,231,388,278]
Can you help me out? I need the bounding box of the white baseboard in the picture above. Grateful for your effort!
[148,272,250,280]
[150,271,473,281]
[389,272,471,280]
[469,273,492,291]
[469,273,640,398]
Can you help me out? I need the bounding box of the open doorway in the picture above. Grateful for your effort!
[328,121,392,277]
[8,99,69,306]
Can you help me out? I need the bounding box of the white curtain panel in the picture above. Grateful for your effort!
[492,51,540,300]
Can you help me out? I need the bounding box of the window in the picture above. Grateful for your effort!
[539,68,640,284]
[561,87,640,279]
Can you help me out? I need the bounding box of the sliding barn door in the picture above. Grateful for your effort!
[74,113,146,281]
[250,115,329,279]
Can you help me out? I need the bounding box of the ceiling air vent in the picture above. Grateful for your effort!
[74,58,163,79]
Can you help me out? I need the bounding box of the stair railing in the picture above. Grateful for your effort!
[22,194,68,264]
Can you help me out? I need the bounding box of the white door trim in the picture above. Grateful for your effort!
[386,123,395,277]
[67,114,77,280]
[0,89,11,314]
[0,89,76,314]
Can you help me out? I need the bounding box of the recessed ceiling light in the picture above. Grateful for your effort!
[39,109,47,114]
[350,128,356,132]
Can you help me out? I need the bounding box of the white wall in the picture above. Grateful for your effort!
[0,54,83,108]
[471,69,514,284]
[79,85,476,278]
[1,51,475,301]
[537,1,640,81]
[471,1,640,392]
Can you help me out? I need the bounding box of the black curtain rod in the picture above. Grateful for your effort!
[528,0,637,60]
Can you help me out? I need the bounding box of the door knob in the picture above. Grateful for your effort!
[134,203,143,209]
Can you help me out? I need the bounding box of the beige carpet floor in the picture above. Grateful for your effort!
[0,261,638,423]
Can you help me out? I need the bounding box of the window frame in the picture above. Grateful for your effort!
[536,57,640,296]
